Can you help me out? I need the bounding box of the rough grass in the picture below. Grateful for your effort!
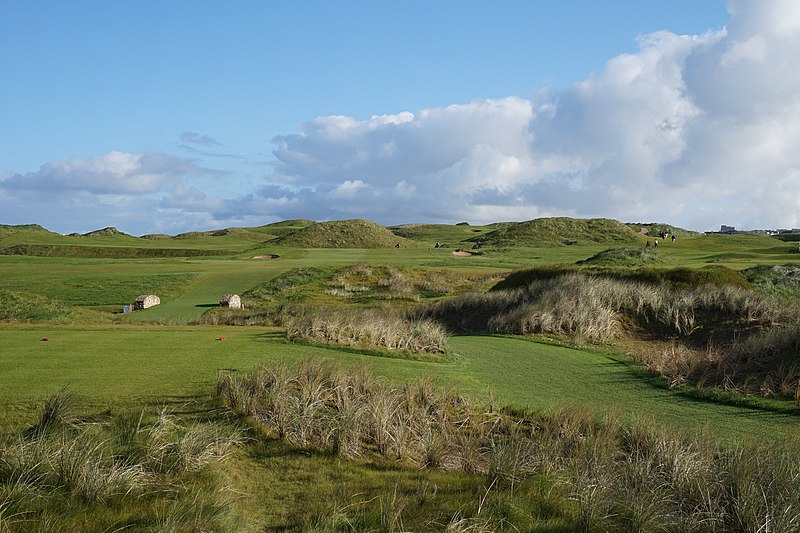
[576,247,666,267]
[219,358,800,532]
[493,265,750,292]
[742,263,800,299]
[0,392,240,532]
[419,271,800,398]
[283,305,449,354]
[0,289,75,323]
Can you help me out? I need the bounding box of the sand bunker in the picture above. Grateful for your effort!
[252,254,280,260]
[452,250,476,257]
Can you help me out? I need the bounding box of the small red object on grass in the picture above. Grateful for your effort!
[218,337,225,341]
[41,337,49,342]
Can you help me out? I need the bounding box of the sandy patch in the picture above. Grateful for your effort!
[452,250,476,257]
[252,254,280,260]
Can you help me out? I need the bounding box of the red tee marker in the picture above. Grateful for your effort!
[218,337,225,341]
[41,337,49,341]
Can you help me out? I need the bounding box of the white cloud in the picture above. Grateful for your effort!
[2,151,210,195]
[259,0,800,230]
[180,131,223,146]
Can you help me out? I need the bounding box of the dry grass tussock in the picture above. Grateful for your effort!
[0,390,240,531]
[418,272,800,398]
[218,358,800,532]
[284,305,448,354]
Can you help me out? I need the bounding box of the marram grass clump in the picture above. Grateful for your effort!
[0,391,241,532]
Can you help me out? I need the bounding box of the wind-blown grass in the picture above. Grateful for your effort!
[0,391,241,531]
[219,358,800,532]
[283,305,448,354]
[417,271,800,397]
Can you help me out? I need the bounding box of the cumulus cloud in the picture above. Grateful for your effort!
[2,151,211,196]
[0,151,225,234]
[260,0,800,230]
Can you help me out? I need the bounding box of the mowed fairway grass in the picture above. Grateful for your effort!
[2,325,796,443]
[2,228,799,438]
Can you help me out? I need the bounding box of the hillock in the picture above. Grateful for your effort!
[82,226,132,238]
[0,224,55,234]
[626,222,696,238]
[576,247,665,267]
[272,219,419,248]
[476,217,640,246]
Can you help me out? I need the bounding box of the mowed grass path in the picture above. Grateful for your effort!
[1,326,796,442]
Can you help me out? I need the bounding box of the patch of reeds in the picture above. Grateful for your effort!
[219,358,800,531]
[283,305,448,354]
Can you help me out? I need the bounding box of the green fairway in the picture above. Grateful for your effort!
[2,325,795,442]
[2,225,799,440]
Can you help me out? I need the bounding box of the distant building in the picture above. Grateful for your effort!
[720,225,736,234]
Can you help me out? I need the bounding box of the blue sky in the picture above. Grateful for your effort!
[3,1,798,235]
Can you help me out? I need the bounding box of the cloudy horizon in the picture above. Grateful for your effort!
[2,1,798,236]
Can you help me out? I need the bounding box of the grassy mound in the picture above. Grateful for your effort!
[577,247,665,266]
[477,217,640,247]
[626,222,696,238]
[81,226,132,238]
[0,289,75,322]
[272,219,419,248]
[742,264,800,299]
[0,223,57,235]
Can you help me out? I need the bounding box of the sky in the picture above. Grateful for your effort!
[2,0,798,235]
